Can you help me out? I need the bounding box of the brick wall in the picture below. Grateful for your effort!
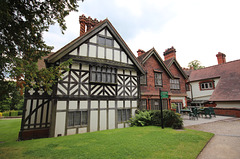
[214,107,240,117]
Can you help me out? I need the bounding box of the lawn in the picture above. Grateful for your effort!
[0,119,213,159]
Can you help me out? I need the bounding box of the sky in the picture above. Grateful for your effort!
[43,0,240,68]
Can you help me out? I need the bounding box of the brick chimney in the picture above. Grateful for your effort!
[163,46,176,61]
[216,52,226,64]
[79,15,99,36]
[137,49,145,56]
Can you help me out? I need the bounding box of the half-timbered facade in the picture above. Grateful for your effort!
[19,15,144,140]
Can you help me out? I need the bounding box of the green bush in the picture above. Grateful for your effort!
[129,110,183,129]
[10,110,18,116]
[128,111,152,126]
[18,110,23,116]
[2,111,10,117]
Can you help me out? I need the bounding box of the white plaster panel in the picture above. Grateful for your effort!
[91,101,98,109]
[117,69,123,74]
[106,30,112,37]
[70,84,78,95]
[117,101,123,108]
[71,63,80,70]
[114,50,120,62]
[99,29,105,35]
[25,100,31,120]
[109,101,115,108]
[97,46,105,59]
[80,44,87,57]
[69,48,78,55]
[118,123,124,128]
[90,35,97,43]
[42,102,47,124]
[57,101,67,110]
[132,101,137,108]
[48,103,51,123]
[108,110,115,129]
[69,101,78,110]
[121,52,127,63]
[125,100,131,108]
[78,127,87,134]
[100,110,107,131]
[100,101,107,109]
[90,110,98,132]
[132,108,136,117]
[36,99,42,124]
[89,45,97,57]
[128,58,133,65]
[81,64,89,71]
[114,40,120,49]
[67,129,76,135]
[55,112,66,137]
[30,100,37,124]
[80,101,88,109]
[106,48,113,60]
[131,71,137,76]
[125,70,130,75]
[171,96,186,107]
[125,123,130,128]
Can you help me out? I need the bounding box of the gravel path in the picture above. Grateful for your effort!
[185,117,240,159]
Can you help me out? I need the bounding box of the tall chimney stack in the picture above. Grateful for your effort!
[137,49,145,57]
[79,15,99,36]
[163,46,176,61]
[216,52,226,64]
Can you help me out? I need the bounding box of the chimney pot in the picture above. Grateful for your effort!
[163,46,176,61]
[137,49,145,57]
[216,52,226,64]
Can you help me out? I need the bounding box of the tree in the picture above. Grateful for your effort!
[0,0,82,96]
[188,60,205,70]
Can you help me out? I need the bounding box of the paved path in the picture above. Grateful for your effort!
[183,115,240,159]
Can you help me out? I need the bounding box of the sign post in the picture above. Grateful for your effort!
[159,88,164,129]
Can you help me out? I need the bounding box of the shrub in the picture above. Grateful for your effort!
[130,110,183,129]
[129,111,152,126]
[2,111,10,117]
[0,112,2,117]
[10,110,18,116]
[18,110,23,116]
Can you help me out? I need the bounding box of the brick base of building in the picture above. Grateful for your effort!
[214,107,240,118]
[18,128,49,140]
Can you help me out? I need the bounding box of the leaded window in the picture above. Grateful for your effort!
[139,99,147,110]
[118,109,131,123]
[91,66,116,84]
[151,100,160,110]
[98,36,113,47]
[200,82,214,90]
[155,72,162,86]
[170,79,180,90]
[68,111,88,127]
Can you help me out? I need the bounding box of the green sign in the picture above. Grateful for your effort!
[161,91,168,98]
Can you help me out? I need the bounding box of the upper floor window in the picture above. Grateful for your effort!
[155,72,162,86]
[98,36,113,47]
[200,81,214,90]
[90,66,116,84]
[170,79,180,90]
[140,74,147,85]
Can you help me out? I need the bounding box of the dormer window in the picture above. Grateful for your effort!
[170,79,180,90]
[200,81,214,90]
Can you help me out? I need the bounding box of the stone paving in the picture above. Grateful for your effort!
[183,115,240,159]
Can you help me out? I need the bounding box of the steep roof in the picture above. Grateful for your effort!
[188,60,240,101]
[46,18,145,74]
[137,48,174,78]
[164,57,188,79]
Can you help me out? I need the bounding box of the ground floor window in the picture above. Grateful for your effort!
[151,99,168,110]
[68,111,88,127]
[118,109,131,123]
[139,99,147,110]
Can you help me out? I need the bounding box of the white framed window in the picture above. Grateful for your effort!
[155,72,162,86]
[200,82,214,90]
[90,66,116,84]
[170,79,180,90]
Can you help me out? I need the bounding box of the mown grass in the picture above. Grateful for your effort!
[0,119,213,159]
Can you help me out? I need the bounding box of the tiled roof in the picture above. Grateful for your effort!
[188,60,240,101]
[37,52,55,70]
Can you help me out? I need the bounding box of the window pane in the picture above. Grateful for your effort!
[102,73,107,82]
[68,112,74,126]
[140,75,146,84]
[112,74,116,83]
[118,110,122,122]
[97,72,101,82]
[92,66,96,71]
[81,111,88,125]
[74,112,81,125]
[122,109,126,121]
[98,36,105,45]
[126,109,131,120]
[106,38,113,47]
[209,82,213,88]
[91,72,96,82]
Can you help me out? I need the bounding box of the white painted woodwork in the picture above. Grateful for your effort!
[100,101,107,109]
[81,64,89,71]
[57,101,67,110]
[109,101,115,108]
[118,123,124,128]
[100,110,107,130]
[117,69,123,74]
[55,112,66,137]
[128,59,133,65]
[106,48,113,60]
[69,101,78,110]
[69,48,78,55]
[131,71,137,76]
[117,101,123,108]
[108,110,115,129]
[125,70,130,75]
[71,63,80,70]
[121,51,127,63]
[90,110,98,132]
[99,30,105,35]
[114,50,120,62]
[114,40,120,49]
[132,101,137,108]
[78,127,87,134]
[91,101,98,109]
[79,44,88,56]
[106,30,112,37]
[125,100,130,108]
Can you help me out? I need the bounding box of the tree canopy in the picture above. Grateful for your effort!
[0,0,82,96]
[188,60,205,70]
